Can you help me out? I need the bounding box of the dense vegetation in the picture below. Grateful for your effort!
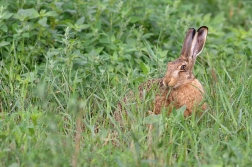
[0,0,251,166]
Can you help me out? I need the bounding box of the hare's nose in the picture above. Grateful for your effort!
[162,78,170,87]
[163,77,176,87]
[168,78,177,86]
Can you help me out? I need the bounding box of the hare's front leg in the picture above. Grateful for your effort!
[153,94,173,115]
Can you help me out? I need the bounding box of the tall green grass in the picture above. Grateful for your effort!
[0,0,251,166]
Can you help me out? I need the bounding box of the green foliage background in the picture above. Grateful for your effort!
[0,0,251,166]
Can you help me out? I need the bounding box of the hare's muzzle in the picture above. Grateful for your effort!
[163,77,177,87]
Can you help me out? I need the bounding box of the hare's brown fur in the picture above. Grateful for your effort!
[152,78,206,116]
[115,26,208,121]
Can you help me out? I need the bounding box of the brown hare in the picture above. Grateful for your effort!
[115,26,208,122]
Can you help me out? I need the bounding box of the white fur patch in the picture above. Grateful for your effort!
[173,83,181,88]
[172,70,180,78]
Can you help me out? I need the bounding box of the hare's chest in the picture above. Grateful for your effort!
[169,81,204,108]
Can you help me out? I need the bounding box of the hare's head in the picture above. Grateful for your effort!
[163,26,208,88]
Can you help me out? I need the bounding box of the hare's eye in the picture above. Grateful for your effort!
[180,65,186,71]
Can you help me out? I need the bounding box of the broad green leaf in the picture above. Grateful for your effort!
[0,22,8,32]
[140,62,149,74]
[76,16,85,25]
[176,105,186,115]
[22,33,30,38]
[39,9,46,15]
[44,11,58,17]
[95,47,104,54]
[74,24,89,32]
[99,37,110,44]
[0,41,10,47]
[38,17,48,27]
[2,12,13,19]
[130,16,142,23]
[15,8,39,20]
[144,113,162,124]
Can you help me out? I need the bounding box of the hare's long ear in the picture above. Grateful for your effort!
[186,26,208,75]
[191,26,208,59]
[180,28,196,60]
